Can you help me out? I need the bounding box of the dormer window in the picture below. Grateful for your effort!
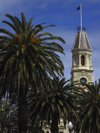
[81,55,85,66]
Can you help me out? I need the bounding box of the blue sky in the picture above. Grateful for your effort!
[0,0,100,82]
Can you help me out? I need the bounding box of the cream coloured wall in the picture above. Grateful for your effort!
[71,49,93,84]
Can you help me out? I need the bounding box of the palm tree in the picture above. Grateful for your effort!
[73,84,100,133]
[0,13,65,132]
[29,77,77,133]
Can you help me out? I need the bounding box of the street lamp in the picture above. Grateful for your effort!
[68,121,73,133]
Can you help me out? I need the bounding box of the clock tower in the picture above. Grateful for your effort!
[71,27,94,85]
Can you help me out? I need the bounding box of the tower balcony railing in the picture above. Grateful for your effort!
[77,26,86,32]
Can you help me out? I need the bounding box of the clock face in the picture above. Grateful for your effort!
[80,78,87,83]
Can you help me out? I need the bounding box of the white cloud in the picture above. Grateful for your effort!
[0,0,74,13]
[0,0,100,14]
[0,0,21,11]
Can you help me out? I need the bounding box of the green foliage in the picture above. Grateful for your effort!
[0,12,65,96]
[28,77,77,133]
[0,96,18,132]
[0,12,65,132]
[27,120,43,133]
[73,84,100,133]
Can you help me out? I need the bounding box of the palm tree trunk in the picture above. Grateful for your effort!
[18,87,27,133]
[51,112,58,133]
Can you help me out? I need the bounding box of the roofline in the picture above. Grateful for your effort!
[71,48,92,52]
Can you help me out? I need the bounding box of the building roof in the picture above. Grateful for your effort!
[72,27,92,51]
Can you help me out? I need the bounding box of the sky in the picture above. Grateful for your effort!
[0,0,100,83]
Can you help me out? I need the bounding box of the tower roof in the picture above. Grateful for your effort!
[72,27,92,51]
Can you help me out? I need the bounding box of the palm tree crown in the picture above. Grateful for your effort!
[29,77,77,133]
[0,12,65,95]
[73,84,100,133]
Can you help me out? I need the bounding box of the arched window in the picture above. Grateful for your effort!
[81,55,85,66]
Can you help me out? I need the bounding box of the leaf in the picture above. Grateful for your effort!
[51,103,55,112]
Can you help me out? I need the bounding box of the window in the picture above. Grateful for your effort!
[80,78,87,83]
[81,55,85,66]
[46,131,49,133]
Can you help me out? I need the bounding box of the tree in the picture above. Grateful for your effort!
[29,77,77,133]
[0,13,65,132]
[73,84,100,133]
[0,96,18,133]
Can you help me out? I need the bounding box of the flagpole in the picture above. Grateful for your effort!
[80,3,82,31]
